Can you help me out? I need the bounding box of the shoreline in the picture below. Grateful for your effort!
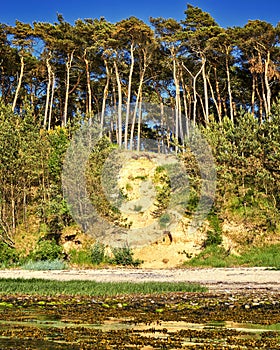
[0,266,279,292]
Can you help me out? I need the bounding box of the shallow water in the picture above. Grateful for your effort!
[1,313,279,332]
[0,293,279,349]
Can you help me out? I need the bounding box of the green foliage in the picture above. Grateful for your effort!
[69,248,94,266]
[0,242,19,267]
[0,103,72,247]
[152,166,171,217]
[91,242,106,265]
[181,149,201,216]
[203,108,280,231]
[203,211,223,247]
[47,127,70,183]
[28,239,64,262]
[133,175,148,180]
[159,213,171,228]
[40,127,72,239]
[110,246,143,267]
[0,101,46,244]
[125,183,133,191]
[86,137,123,224]
[133,205,143,212]
[70,243,143,267]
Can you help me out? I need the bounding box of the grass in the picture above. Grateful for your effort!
[68,248,94,266]
[184,246,230,268]
[0,278,207,296]
[184,244,280,269]
[233,244,280,269]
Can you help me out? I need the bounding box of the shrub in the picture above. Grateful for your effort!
[69,248,93,266]
[28,239,64,262]
[0,242,19,267]
[203,212,223,247]
[110,246,142,267]
[91,242,106,265]
[152,166,171,217]
[159,213,171,228]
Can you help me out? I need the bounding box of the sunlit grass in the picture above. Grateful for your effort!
[184,244,280,269]
[0,278,207,296]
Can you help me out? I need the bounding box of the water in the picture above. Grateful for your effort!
[0,309,279,348]
[1,314,279,333]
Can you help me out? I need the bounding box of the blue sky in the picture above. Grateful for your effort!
[1,0,279,28]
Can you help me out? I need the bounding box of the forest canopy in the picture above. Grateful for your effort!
[0,5,279,254]
[0,4,279,127]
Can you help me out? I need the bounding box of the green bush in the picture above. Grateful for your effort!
[110,246,142,267]
[152,166,171,217]
[69,248,93,266]
[91,242,106,265]
[28,239,64,262]
[159,213,171,228]
[69,243,142,267]
[69,243,106,266]
[0,242,19,267]
[203,212,223,247]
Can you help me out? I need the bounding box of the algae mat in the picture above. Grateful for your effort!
[0,291,279,349]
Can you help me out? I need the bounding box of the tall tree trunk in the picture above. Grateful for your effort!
[124,43,135,150]
[198,93,206,122]
[12,55,24,112]
[179,68,191,137]
[130,64,146,149]
[225,51,234,123]
[172,51,181,152]
[207,74,221,123]
[114,60,122,147]
[251,74,256,116]
[48,71,55,130]
[256,84,263,122]
[84,49,92,117]
[182,62,204,126]
[264,51,271,119]
[261,75,268,118]
[137,96,143,152]
[11,183,16,237]
[44,52,52,128]
[111,82,118,142]
[62,50,74,127]
[213,67,222,121]
[100,59,110,136]
[201,56,209,124]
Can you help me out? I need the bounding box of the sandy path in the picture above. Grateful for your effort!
[0,267,280,292]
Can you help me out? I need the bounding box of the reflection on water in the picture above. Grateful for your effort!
[0,310,280,348]
[1,314,280,333]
